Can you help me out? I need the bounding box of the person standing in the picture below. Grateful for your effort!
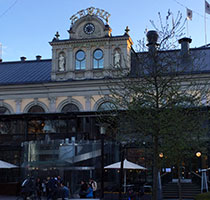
[36,178,42,200]
[86,183,93,198]
[60,182,70,200]
[79,180,87,198]
[89,179,97,198]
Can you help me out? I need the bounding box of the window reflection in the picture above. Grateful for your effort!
[0,106,10,114]
[28,105,45,134]
[97,102,116,111]
[93,49,104,69]
[61,103,79,112]
[76,50,86,70]
[0,107,11,134]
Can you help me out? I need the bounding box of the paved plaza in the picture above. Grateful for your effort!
[0,195,153,200]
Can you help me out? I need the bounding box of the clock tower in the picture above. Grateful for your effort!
[50,7,133,81]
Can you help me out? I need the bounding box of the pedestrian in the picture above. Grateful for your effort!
[86,183,93,198]
[47,176,58,200]
[36,177,42,200]
[79,180,87,198]
[42,179,47,197]
[60,182,70,200]
[89,179,97,198]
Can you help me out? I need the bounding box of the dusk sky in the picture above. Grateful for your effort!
[0,0,210,61]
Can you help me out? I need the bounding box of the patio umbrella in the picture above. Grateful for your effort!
[0,160,18,168]
[104,159,147,192]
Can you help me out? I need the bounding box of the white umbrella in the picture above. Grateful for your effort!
[105,159,146,170]
[104,159,147,192]
[0,160,18,168]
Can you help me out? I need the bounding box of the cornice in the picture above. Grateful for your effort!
[49,36,130,46]
[0,79,109,96]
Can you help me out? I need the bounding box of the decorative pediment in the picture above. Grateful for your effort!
[68,7,112,39]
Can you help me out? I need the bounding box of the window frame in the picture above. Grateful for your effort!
[75,50,86,70]
[93,49,104,69]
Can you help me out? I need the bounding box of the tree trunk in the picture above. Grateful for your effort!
[152,135,159,200]
[119,144,124,200]
[178,165,182,200]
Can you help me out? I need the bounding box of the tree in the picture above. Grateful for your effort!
[105,11,209,200]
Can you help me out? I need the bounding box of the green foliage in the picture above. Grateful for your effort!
[105,11,209,200]
[195,192,210,200]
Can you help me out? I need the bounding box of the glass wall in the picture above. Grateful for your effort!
[0,112,120,195]
[22,138,119,194]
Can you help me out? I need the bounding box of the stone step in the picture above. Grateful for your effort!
[162,182,200,199]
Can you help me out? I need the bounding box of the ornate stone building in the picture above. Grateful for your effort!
[0,7,210,196]
[0,7,134,194]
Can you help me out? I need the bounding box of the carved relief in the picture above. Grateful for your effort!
[70,7,111,25]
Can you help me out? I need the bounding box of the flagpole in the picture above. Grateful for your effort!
[205,0,207,44]
[187,19,189,37]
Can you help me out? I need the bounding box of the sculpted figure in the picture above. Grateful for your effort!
[58,54,65,71]
[114,50,121,68]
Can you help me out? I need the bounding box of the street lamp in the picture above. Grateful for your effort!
[196,151,202,158]
[159,153,164,158]
[100,126,106,200]
[196,151,202,172]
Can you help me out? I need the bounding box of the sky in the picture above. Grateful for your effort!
[0,0,210,61]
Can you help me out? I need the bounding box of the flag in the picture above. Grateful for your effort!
[205,0,210,14]
[186,8,192,20]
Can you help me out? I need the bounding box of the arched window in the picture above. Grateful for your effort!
[28,105,45,113]
[60,103,79,134]
[97,102,116,111]
[93,49,104,69]
[76,50,86,70]
[0,106,10,114]
[61,103,79,112]
[27,106,45,134]
[0,106,11,134]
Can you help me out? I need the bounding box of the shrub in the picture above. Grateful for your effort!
[195,192,210,200]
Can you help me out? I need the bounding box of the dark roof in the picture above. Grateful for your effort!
[0,59,52,85]
[131,47,210,75]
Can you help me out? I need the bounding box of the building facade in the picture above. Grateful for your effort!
[0,7,210,195]
[0,7,134,195]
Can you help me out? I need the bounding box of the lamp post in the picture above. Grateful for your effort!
[100,126,106,200]
[143,141,147,183]
[196,151,202,171]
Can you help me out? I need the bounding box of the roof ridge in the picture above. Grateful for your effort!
[0,59,52,64]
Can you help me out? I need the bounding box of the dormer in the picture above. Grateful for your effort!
[50,7,133,81]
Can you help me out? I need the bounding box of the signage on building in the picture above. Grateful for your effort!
[70,7,111,25]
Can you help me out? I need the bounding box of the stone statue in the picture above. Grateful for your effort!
[114,50,120,68]
[58,54,65,71]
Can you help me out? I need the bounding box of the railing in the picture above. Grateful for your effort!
[191,170,210,189]
[161,172,172,185]
[0,131,102,145]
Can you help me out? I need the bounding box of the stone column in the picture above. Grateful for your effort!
[51,48,57,80]
[104,43,110,69]
[15,99,22,113]
[69,47,74,76]
[85,95,92,111]
[85,45,92,78]
[49,97,57,112]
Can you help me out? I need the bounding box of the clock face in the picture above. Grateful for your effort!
[84,23,95,35]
